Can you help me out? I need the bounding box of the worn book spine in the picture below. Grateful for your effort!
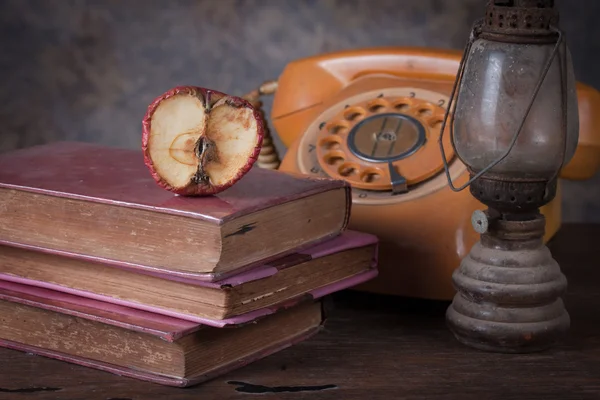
[0,141,351,279]
[0,327,322,388]
[0,225,358,283]
[0,230,378,326]
[0,268,376,327]
[0,281,327,387]
[1,230,377,286]
[0,141,350,223]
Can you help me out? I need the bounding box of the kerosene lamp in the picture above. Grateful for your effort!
[438,0,578,353]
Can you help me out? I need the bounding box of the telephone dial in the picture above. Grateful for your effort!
[243,47,600,301]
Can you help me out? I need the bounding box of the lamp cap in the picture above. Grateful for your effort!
[482,0,559,42]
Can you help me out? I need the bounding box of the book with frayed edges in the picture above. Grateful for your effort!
[0,230,378,326]
[0,141,351,281]
[0,280,326,387]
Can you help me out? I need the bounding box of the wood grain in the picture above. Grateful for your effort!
[1,223,598,399]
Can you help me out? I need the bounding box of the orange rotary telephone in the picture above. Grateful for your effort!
[243,47,600,301]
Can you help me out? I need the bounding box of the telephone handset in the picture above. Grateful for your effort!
[244,47,600,300]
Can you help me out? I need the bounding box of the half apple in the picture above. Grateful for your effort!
[142,86,264,196]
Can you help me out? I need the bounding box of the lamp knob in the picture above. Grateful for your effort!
[471,210,489,234]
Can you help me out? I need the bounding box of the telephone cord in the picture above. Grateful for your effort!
[242,80,281,170]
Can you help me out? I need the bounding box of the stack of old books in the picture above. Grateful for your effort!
[0,141,378,387]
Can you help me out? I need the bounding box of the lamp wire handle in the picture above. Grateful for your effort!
[438,21,565,192]
[547,26,569,186]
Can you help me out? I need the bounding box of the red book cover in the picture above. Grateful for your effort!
[0,280,324,387]
[0,141,347,223]
[0,230,379,327]
[0,141,351,280]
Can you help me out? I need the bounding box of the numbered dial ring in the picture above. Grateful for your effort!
[315,95,454,191]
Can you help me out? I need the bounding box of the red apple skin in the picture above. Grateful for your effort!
[141,85,265,196]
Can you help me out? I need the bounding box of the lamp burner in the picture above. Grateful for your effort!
[469,174,558,213]
[482,0,559,43]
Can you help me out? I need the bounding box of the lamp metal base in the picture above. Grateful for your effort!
[446,211,570,353]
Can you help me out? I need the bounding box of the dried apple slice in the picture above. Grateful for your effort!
[142,86,264,196]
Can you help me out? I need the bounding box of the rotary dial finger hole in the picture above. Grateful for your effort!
[366,99,390,113]
[324,150,345,167]
[319,136,342,150]
[393,101,411,112]
[343,106,366,122]
[360,167,383,183]
[338,162,360,177]
[425,108,447,131]
[417,107,434,117]
[429,118,444,133]
[326,121,349,135]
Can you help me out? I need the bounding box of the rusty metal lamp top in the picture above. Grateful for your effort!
[482,0,559,42]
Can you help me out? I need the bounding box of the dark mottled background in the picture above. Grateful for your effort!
[0,0,599,221]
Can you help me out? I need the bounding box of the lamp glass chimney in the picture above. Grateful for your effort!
[452,37,579,180]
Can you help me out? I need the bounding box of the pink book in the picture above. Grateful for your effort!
[0,141,351,281]
[0,230,378,327]
[0,280,325,387]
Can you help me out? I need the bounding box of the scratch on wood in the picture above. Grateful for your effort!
[228,381,337,394]
[224,222,257,238]
[0,386,62,393]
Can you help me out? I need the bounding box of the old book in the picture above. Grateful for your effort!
[0,141,350,281]
[0,280,324,387]
[0,231,378,326]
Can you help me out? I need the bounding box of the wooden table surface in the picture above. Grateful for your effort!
[1,223,598,400]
